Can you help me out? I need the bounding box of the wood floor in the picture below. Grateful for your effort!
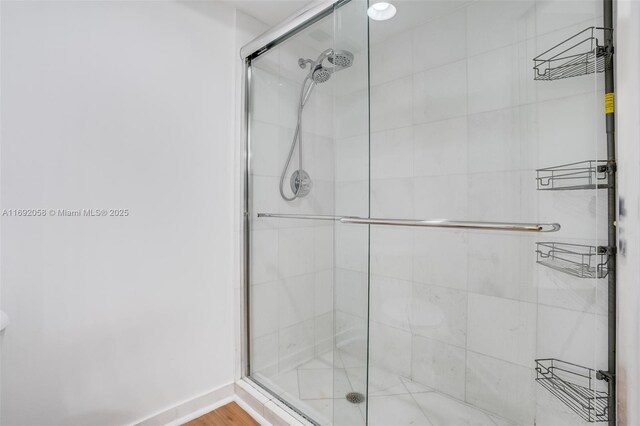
[183,402,260,426]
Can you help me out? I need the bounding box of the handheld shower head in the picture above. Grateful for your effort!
[305,49,355,84]
[311,65,332,83]
[328,50,354,68]
[280,47,356,201]
[313,49,355,69]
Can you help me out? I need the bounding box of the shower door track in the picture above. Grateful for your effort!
[240,0,347,61]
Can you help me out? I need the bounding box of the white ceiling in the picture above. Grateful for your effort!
[225,0,313,26]
[223,0,476,43]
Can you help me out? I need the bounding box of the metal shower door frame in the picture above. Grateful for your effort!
[239,1,353,423]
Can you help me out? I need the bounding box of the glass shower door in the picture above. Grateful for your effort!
[248,0,610,424]
[366,0,609,425]
[246,1,370,425]
[331,1,370,425]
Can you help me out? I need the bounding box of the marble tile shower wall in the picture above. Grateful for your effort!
[334,1,608,424]
[249,38,338,379]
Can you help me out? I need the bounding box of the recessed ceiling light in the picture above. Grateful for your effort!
[367,2,397,21]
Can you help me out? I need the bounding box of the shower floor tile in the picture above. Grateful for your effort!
[258,350,516,426]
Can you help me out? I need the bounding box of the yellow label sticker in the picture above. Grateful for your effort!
[605,92,615,114]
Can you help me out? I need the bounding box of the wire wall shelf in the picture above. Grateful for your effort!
[534,27,613,81]
[536,160,612,191]
[536,242,610,279]
[535,359,609,422]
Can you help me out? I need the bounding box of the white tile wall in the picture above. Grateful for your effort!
[467,294,537,367]
[278,319,315,371]
[413,174,469,219]
[335,225,369,272]
[370,30,413,86]
[465,352,536,424]
[534,0,600,35]
[335,268,368,319]
[250,229,279,284]
[366,1,608,424]
[371,178,414,218]
[465,1,535,55]
[250,281,279,338]
[536,267,607,315]
[411,336,467,400]
[467,233,537,302]
[278,227,316,278]
[251,333,279,377]
[536,91,606,166]
[534,384,593,426]
[412,9,467,73]
[413,229,468,290]
[335,181,369,217]
[279,274,316,328]
[371,127,414,180]
[370,274,412,330]
[536,304,608,370]
[467,44,524,114]
[467,105,537,173]
[314,269,333,316]
[371,76,413,132]
[250,120,283,177]
[413,60,468,124]
[411,282,468,348]
[413,117,468,177]
[369,321,412,377]
[335,134,369,183]
[370,227,413,281]
[468,171,529,221]
[334,88,369,139]
[537,189,608,239]
[251,67,281,124]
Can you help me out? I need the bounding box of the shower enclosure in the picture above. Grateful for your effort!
[241,0,616,424]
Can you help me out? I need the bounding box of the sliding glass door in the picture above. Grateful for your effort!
[246,0,611,424]
[366,1,608,424]
[247,1,369,424]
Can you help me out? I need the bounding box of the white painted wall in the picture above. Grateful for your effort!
[615,1,640,424]
[0,2,236,424]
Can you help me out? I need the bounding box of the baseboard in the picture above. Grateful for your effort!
[168,396,236,426]
[131,379,305,426]
[134,383,235,426]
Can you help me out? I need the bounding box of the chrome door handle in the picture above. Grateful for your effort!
[257,213,560,233]
[339,217,560,232]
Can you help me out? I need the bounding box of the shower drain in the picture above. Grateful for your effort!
[345,392,365,404]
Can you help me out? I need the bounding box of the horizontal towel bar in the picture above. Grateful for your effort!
[256,213,561,233]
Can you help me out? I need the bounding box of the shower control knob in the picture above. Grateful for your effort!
[290,170,312,198]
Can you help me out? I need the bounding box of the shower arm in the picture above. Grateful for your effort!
[256,213,561,233]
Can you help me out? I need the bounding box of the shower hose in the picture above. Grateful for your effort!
[279,75,315,201]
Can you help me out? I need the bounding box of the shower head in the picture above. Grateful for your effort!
[284,48,355,202]
[311,65,332,83]
[328,50,354,68]
[314,49,354,70]
[305,49,355,84]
